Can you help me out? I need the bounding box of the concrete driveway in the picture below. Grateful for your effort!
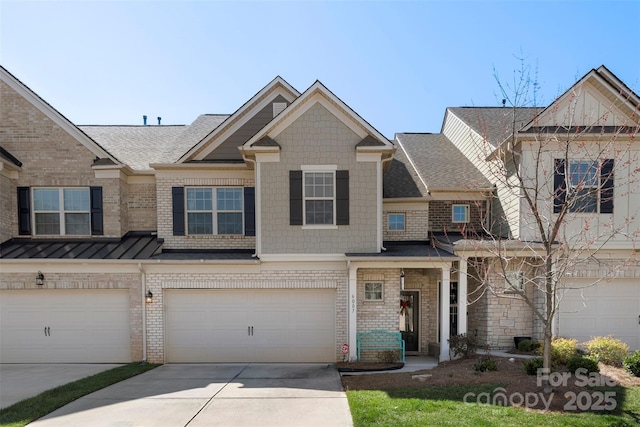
[28,363,353,427]
[0,364,123,409]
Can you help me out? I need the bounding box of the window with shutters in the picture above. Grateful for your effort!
[32,188,90,235]
[554,159,614,214]
[186,187,243,235]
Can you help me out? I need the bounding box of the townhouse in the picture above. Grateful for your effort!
[1,65,638,364]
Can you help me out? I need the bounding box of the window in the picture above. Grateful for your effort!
[365,282,383,301]
[186,187,243,235]
[554,159,614,214]
[452,204,469,223]
[304,172,335,225]
[388,213,405,231]
[568,160,598,213]
[33,188,90,235]
[505,271,524,292]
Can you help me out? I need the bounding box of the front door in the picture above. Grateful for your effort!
[400,291,419,352]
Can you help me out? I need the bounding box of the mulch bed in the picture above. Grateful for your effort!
[340,355,640,413]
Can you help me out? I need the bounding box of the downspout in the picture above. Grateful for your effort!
[138,263,147,362]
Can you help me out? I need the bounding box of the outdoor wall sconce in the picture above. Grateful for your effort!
[400,269,405,290]
[145,290,153,303]
[36,271,44,286]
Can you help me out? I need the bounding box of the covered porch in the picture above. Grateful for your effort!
[346,242,468,362]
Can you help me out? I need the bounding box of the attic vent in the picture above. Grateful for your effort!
[273,102,287,118]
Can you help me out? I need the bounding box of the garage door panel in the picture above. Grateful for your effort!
[165,289,335,363]
[560,279,640,350]
[0,290,131,363]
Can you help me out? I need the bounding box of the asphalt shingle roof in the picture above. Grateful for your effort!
[446,107,539,147]
[395,133,491,191]
[383,144,426,198]
[79,114,228,170]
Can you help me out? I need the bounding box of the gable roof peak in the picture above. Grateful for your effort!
[0,65,121,165]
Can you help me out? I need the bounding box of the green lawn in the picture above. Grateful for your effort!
[347,385,640,427]
[0,362,159,427]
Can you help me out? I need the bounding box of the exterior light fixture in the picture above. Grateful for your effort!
[145,290,153,303]
[36,271,44,286]
[400,269,405,290]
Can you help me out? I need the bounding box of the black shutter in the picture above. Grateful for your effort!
[553,159,566,213]
[17,186,31,235]
[172,187,185,236]
[90,186,104,235]
[336,170,349,225]
[600,159,614,214]
[244,187,255,236]
[289,171,303,225]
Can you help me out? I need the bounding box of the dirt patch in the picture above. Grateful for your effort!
[341,355,640,412]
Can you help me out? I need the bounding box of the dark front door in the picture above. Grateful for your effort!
[400,291,419,352]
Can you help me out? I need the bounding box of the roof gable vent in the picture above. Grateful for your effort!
[273,102,287,117]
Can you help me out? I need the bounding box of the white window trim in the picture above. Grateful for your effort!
[185,187,244,235]
[301,168,337,228]
[387,213,406,231]
[32,187,90,236]
[364,282,384,301]
[452,204,470,223]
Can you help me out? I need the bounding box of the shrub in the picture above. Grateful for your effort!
[517,339,533,352]
[567,356,599,375]
[448,333,477,359]
[376,350,400,364]
[623,351,640,377]
[474,357,497,373]
[585,336,629,367]
[524,357,544,375]
[538,338,578,365]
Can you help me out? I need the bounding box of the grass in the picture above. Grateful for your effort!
[0,362,159,427]
[347,385,640,427]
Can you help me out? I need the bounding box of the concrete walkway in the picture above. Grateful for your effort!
[0,364,123,409]
[29,364,352,427]
[339,351,534,377]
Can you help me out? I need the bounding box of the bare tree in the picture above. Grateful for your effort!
[450,60,640,390]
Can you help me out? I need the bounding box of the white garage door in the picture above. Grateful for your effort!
[0,290,131,363]
[165,289,335,363]
[559,279,640,350]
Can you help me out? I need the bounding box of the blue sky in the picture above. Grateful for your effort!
[2,1,639,138]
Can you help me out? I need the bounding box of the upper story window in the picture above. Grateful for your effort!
[186,187,243,235]
[568,160,598,213]
[388,213,405,231]
[289,168,348,227]
[33,188,90,235]
[554,159,614,214]
[452,204,469,223]
[304,171,335,225]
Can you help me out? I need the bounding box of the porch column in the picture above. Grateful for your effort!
[439,265,451,361]
[457,258,468,336]
[348,264,358,361]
